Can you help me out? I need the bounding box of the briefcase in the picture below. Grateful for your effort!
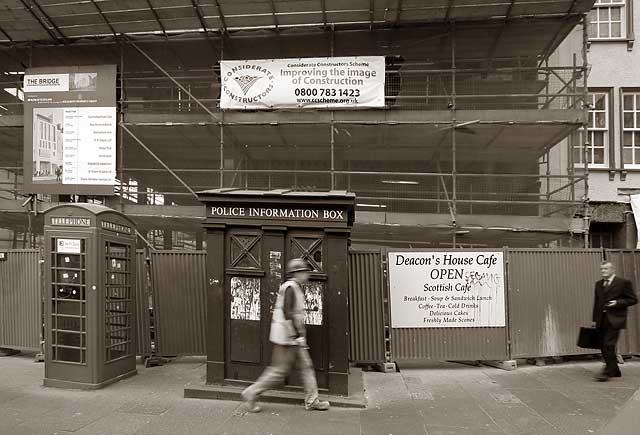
[577,327,601,349]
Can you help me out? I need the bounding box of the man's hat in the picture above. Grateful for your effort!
[286,258,312,274]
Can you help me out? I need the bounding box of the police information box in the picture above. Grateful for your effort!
[198,189,355,395]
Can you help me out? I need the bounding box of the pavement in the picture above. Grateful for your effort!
[1,353,640,435]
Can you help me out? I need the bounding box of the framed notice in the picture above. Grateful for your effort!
[56,238,82,254]
[388,251,506,328]
[220,56,385,110]
[23,65,117,195]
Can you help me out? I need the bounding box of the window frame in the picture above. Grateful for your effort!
[574,89,613,169]
[620,88,640,169]
[588,0,635,48]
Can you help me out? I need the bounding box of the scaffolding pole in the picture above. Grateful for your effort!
[119,41,125,211]
[451,21,458,248]
[582,14,590,248]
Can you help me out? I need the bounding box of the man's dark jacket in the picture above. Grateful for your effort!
[592,276,638,330]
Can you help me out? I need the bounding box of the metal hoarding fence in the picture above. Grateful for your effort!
[348,250,387,363]
[122,247,640,364]
[507,249,604,359]
[135,250,152,357]
[385,248,640,362]
[151,250,207,356]
[0,250,42,352]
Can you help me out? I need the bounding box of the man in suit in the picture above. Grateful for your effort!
[592,261,638,381]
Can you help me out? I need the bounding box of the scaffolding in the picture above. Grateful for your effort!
[0,0,594,248]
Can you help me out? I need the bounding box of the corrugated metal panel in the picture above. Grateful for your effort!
[135,251,152,356]
[348,250,386,363]
[508,249,603,359]
[604,250,640,355]
[392,328,509,361]
[390,249,509,361]
[152,251,207,356]
[0,250,42,352]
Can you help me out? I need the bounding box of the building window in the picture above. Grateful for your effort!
[622,92,640,166]
[575,92,609,167]
[588,0,625,39]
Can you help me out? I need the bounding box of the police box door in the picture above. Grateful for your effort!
[285,229,328,389]
[224,226,328,389]
[225,227,266,382]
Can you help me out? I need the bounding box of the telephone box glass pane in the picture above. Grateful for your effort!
[105,241,133,362]
[51,237,87,364]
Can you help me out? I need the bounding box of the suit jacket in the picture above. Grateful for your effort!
[592,276,638,330]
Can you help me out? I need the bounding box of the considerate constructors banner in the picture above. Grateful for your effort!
[220,56,385,109]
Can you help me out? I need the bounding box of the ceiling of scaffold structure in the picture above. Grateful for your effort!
[0,0,595,43]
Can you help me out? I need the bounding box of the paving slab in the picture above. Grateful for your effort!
[599,387,640,435]
[281,408,361,435]
[161,397,240,420]
[73,413,159,435]
[132,415,236,435]
[214,403,291,434]
[360,408,426,435]
[17,400,118,433]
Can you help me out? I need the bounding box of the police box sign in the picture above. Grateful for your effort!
[208,205,346,222]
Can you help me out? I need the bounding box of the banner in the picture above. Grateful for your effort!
[388,251,506,328]
[630,194,640,248]
[220,56,385,109]
[23,65,117,195]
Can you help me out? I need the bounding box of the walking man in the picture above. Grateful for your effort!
[241,258,330,412]
[592,261,637,381]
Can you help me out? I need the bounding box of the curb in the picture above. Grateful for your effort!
[184,384,367,409]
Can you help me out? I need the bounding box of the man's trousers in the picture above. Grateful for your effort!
[242,344,319,407]
[599,316,621,376]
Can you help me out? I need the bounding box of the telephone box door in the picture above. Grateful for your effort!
[46,234,96,384]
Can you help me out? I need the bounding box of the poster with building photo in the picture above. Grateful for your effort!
[23,65,117,195]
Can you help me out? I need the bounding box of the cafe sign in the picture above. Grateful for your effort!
[388,251,506,328]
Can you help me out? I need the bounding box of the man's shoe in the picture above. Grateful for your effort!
[305,399,330,411]
[594,372,610,382]
[241,390,262,413]
[610,371,622,378]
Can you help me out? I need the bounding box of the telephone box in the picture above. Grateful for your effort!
[198,189,355,395]
[43,204,137,389]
